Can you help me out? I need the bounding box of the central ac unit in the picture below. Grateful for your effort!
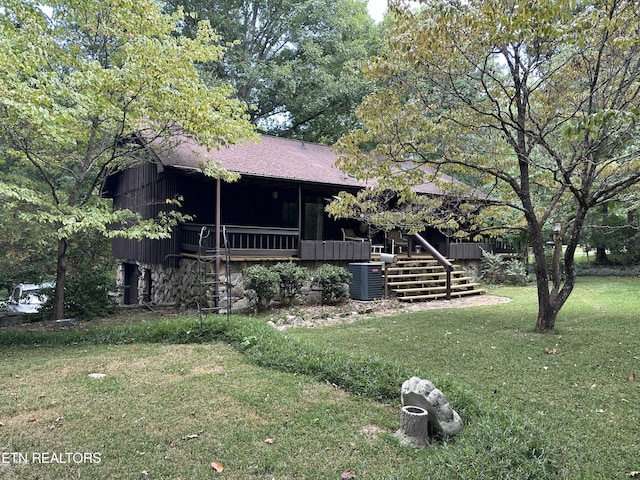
[348,262,383,301]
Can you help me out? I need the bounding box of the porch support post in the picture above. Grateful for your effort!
[215,178,221,305]
[298,185,302,250]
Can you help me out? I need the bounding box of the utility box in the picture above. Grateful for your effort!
[348,262,383,301]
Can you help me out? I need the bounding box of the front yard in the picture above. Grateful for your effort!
[1,277,639,479]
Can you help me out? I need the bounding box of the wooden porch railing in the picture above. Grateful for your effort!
[182,224,299,257]
[181,224,372,261]
[413,233,453,299]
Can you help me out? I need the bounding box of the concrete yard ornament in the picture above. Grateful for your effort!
[398,376,463,444]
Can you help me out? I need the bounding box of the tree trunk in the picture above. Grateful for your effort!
[532,249,558,332]
[535,291,558,332]
[595,203,610,265]
[595,246,609,265]
[53,238,68,320]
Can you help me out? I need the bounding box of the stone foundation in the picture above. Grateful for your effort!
[116,258,338,314]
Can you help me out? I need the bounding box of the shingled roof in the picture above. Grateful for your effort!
[152,134,471,196]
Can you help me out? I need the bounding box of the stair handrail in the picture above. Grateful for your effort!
[412,233,452,300]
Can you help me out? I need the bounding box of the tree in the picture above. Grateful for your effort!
[0,0,255,319]
[334,0,640,331]
[167,0,382,143]
[581,196,640,265]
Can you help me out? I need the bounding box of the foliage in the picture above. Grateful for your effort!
[481,250,528,286]
[312,264,351,305]
[0,0,255,318]
[575,263,640,277]
[0,194,56,295]
[167,0,383,143]
[37,231,117,320]
[334,0,640,331]
[581,202,640,265]
[242,264,280,310]
[503,258,528,286]
[480,249,505,285]
[271,261,309,305]
[38,269,117,321]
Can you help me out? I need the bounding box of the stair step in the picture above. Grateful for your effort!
[393,283,482,294]
[386,263,444,272]
[386,270,467,279]
[396,288,487,302]
[388,276,475,287]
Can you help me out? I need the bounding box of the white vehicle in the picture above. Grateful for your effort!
[6,282,55,314]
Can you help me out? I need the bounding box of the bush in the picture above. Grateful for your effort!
[38,269,117,321]
[503,258,529,286]
[481,250,528,286]
[271,262,308,305]
[243,264,279,310]
[312,264,351,305]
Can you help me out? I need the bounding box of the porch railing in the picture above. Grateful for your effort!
[182,224,299,257]
[414,233,453,299]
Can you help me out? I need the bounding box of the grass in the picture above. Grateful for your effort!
[1,343,410,479]
[291,277,640,479]
[0,276,638,478]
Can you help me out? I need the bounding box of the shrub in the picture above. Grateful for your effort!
[38,269,117,321]
[243,264,279,310]
[271,262,308,305]
[503,258,529,286]
[481,250,528,286]
[312,264,351,305]
[480,249,503,284]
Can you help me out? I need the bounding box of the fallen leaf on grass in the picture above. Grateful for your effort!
[341,470,356,479]
[264,438,275,444]
[626,372,636,382]
[211,462,223,473]
[544,347,558,355]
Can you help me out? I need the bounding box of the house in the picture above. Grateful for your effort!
[103,135,492,308]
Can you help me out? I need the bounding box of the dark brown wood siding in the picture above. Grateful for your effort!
[109,163,182,266]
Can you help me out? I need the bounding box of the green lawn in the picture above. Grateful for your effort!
[1,276,638,479]
[291,277,640,479]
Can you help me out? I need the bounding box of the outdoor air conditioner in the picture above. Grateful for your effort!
[348,262,383,301]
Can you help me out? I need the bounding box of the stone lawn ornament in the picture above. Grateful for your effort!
[395,376,463,446]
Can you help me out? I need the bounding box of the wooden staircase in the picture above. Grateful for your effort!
[383,255,485,302]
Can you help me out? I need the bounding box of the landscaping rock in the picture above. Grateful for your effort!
[401,376,463,438]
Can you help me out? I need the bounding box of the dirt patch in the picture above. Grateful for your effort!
[266,295,512,329]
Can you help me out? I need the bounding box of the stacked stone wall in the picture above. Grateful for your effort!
[117,259,350,313]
